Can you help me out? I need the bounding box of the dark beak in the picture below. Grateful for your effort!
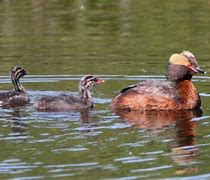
[188,65,206,74]
[196,67,206,74]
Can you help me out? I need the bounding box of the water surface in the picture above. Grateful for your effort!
[0,0,210,179]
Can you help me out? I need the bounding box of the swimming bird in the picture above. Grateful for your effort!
[0,66,29,107]
[34,75,104,111]
[112,51,205,111]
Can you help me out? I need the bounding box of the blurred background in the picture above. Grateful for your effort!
[1,0,210,76]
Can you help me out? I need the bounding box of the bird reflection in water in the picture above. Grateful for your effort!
[114,108,202,175]
[79,109,93,131]
[9,109,28,134]
[172,112,200,176]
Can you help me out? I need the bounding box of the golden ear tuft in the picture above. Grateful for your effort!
[169,53,190,66]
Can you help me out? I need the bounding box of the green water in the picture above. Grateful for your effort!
[0,0,210,179]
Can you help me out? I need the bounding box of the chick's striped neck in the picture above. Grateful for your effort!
[80,81,91,100]
[11,70,25,91]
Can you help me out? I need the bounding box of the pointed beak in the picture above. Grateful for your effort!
[188,65,206,74]
[97,79,105,84]
[195,67,206,74]
[93,79,105,86]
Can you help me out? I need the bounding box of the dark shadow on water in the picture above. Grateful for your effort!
[80,110,91,124]
[3,106,93,136]
[4,107,30,134]
[114,108,202,175]
[10,109,28,134]
[171,116,199,176]
[114,108,202,130]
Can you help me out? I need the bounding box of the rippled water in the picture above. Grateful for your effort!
[1,0,210,179]
[0,75,210,179]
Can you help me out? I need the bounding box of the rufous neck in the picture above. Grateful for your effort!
[178,80,200,109]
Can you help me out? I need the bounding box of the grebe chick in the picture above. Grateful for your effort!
[0,66,29,107]
[34,75,104,111]
[112,51,205,111]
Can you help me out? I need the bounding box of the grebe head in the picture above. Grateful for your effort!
[166,51,205,81]
[79,75,104,91]
[79,75,104,100]
[181,51,205,74]
[10,66,27,91]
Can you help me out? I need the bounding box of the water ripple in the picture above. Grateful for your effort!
[52,147,88,153]
[11,176,43,180]
[131,165,172,173]
[46,162,99,168]
[0,74,209,180]
[0,159,38,174]
[0,74,208,84]
[114,156,156,164]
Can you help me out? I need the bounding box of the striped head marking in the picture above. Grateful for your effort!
[11,66,27,80]
[80,75,104,90]
[10,66,27,91]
